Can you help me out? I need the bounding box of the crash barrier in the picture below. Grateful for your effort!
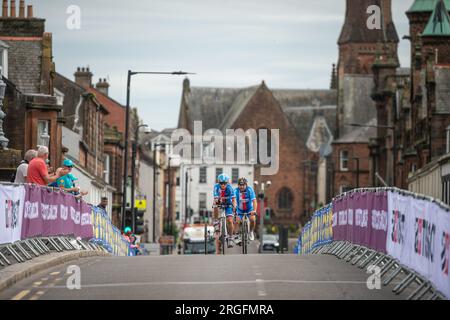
[0,182,131,260]
[91,207,130,256]
[298,204,333,254]
[298,188,450,300]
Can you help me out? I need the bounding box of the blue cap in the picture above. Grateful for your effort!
[63,159,74,167]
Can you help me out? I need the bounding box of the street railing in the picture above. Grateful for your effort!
[297,187,450,300]
[0,182,131,270]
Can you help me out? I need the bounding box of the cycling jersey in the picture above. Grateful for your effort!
[235,186,256,214]
[213,183,235,216]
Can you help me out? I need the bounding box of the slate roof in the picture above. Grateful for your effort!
[333,118,377,144]
[3,39,42,93]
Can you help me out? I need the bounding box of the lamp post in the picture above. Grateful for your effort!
[130,124,149,232]
[121,70,194,230]
[152,143,165,243]
[254,180,271,254]
[166,156,173,235]
[347,123,396,187]
[0,77,9,150]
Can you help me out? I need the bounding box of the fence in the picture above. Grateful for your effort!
[0,182,131,265]
[298,187,450,300]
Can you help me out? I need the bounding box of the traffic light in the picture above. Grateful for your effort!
[124,209,133,230]
[265,208,272,221]
[134,210,145,234]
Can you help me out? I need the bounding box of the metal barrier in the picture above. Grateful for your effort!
[309,241,446,300]
[0,236,108,269]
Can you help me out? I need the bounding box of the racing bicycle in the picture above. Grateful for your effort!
[213,204,234,255]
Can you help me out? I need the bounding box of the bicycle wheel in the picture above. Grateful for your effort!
[242,220,248,254]
[221,218,226,255]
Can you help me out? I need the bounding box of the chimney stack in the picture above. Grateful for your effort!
[74,66,93,88]
[10,0,16,17]
[96,78,110,96]
[2,0,7,17]
[18,0,24,17]
[26,4,32,18]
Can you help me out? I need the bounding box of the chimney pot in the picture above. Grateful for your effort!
[10,0,16,18]
[2,0,7,17]
[18,0,24,18]
[26,4,32,18]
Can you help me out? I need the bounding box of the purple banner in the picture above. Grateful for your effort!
[332,191,388,253]
[21,185,93,239]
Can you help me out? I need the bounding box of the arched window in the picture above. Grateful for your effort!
[278,188,293,210]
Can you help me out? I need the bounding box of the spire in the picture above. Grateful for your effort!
[338,0,399,44]
[330,64,337,90]
[423,0,450,36]
[408,0,450,13]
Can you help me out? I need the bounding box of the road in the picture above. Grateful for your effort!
[0,241,402,300]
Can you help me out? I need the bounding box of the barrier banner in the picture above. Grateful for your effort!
[332,191,388,253]
[91,206,130,256]
[0,184,25,244]
[387,192,450,298]
[298,204,333,254]
[21,185,93,239]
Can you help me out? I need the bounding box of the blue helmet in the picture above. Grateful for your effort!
[217,173,230,184]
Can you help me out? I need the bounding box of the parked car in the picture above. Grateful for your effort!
[261,234,280,253]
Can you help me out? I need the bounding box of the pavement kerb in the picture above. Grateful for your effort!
[0,250,111,292]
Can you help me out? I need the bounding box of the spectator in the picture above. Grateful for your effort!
[98,197,108,212]
[52,159,89,197]
[27,146,67,186]
[13,149,37,183]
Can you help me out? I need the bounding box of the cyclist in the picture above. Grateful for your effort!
[213,173,236,251]
[234,177,257,242]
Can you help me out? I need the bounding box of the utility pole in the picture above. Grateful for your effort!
[255,180,271,254]
[354,157,360,189]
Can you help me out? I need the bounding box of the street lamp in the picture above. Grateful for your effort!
[0,77,9,150]
[346,123,396,187]
[121,70,195,230]
[130,124,150,232]
[152,143,165,243]
[254,180,271,254]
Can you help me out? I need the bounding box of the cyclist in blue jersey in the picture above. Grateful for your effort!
[234,177,257,242]
[213,173,237,251]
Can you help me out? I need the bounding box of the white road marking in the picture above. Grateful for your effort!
[37,279,373,289]
[50,271,60,276]
[256,279,267,297]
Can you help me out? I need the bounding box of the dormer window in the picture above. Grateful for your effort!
[0,41,9,78]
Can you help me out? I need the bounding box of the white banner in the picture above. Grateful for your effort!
[387,192,450,299]
[0,184,25,245]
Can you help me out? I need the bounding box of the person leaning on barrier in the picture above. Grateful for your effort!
[98,197,108,213]
[13,149,37,183]
[26,146,69,186]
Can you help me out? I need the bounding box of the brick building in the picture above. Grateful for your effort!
[371,0,450,195]
[178,79,336,226]
[332,0,399,193]
[0,0,63,176]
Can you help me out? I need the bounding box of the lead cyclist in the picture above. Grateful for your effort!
[213,173,237,253]
[234,177,257,243]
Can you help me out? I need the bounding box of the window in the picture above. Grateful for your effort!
[232,168,239,184]
[199,193,207,211]
[278,188,293,210]
[37,120,50,147]
[215,168,223,179]
[446,125,450,153]
[199,167,207,183]
[104,154,110,184]
[340,150,349,171]
[0,42,9,77]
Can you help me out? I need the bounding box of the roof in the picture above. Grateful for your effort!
[333,118,377,144]
[3,39,42,93]
[408,0,450,13]
[423,0,450,37]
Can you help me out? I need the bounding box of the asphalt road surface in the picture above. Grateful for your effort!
[0,241,402,300]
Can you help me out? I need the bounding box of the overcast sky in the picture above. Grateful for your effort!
[28,0,413,130]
